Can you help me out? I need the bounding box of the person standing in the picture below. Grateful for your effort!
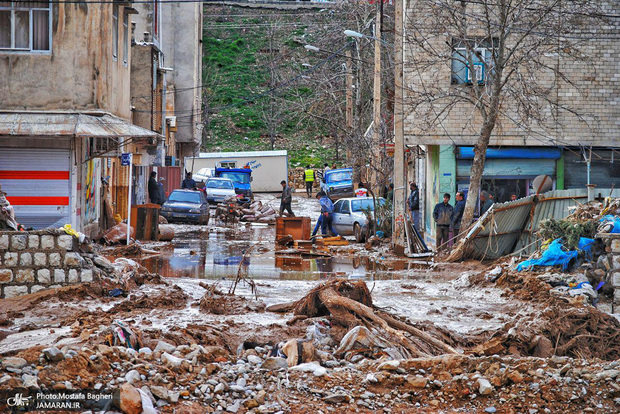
[355,182,368,197]
[303,165,315,198]
[148,171,159,204]
[408,183,420,229]
[181,172,197,189]
[157,177,166,205]
[433,193,454,250]
[480,191,493,216]
[451,191,466,241]
[387,183,394,203]
[317,192,338,237]
[510,193,517,201]
[279,180,295,217]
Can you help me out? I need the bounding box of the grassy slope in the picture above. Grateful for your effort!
[202,7,335,167]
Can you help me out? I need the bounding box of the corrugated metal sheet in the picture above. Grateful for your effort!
[0,112,161,138]
[459,195,536,260]
[195,150,288,158]
[456,159,556,178]
[515,188,620,254]
[455,188,620,260]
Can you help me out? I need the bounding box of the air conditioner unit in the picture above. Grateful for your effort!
[166,116,177,132]
[466,62,485,84]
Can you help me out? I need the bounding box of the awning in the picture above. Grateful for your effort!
[0,111,161,139]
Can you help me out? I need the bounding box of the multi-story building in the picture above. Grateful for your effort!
[402,0,619,244]
[0,1,161,236]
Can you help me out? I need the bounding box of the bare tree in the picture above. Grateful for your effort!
[404,0,610,229]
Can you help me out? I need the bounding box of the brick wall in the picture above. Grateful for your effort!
[0,230,96,298]
[402,1,619,147]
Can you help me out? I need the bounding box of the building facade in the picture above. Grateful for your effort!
[402,0,619,245]
[0,1,160,236]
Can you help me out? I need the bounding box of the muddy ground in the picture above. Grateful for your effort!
[1,194,619,413]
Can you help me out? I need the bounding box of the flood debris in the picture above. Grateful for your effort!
[102,222,135,245]
[269,279,458,358]
[214,197,278,224]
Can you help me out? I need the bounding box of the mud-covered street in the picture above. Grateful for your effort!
[0,194,619,413]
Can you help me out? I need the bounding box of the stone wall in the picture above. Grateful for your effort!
[0,230,95,299]
[596,234,620,312]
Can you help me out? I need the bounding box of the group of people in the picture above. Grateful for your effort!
[148,171,167,205]
[304,163,338,198]
[279,180,338,237]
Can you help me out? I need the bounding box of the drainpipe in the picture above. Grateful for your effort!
[587,184,596,202]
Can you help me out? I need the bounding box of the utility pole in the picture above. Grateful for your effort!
[392,0,406,254]
[371,1,382,190]
[345,48,353,130]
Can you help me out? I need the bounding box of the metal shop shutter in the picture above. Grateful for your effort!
[456,159,556,178]
[0,148,71,229]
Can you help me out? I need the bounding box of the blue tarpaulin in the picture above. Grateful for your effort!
[599,215,620,234]
[517,237,594,271]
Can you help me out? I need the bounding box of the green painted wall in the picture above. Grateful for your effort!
[439,145,457,196]
[556,153,565,190]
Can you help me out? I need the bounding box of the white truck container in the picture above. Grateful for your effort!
[185,150,288,192]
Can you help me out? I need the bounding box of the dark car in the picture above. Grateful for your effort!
[160,189,210,225]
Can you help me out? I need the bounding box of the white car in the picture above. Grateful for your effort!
[193,167,214,183]
[205,178,237,205]
[331,197,386,242]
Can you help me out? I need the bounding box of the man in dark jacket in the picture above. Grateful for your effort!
[433,193,453,250]
[451,191,466,240]
[480,191,493,216]
[279,180,295,217]
[148,171,159,204]
[408,183,420,229]
[181,172,197,189]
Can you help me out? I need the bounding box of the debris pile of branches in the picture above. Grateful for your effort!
[537,198,620,250]
[472,301,620,361]
[214,197,277,224]
[268,279,459,358]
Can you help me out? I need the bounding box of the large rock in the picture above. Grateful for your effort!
[161,352,183,369]
[150,385,168,400]
[2,357,28,370]
[125,370,141,384]
[323,393,350,404]
[260,357,288,371]
[154,341,177,353]
[478,378,494,395]
[377,360,400,371]
[42,347,65,363]
[120,383,142,414]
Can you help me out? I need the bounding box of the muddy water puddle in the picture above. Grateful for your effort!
[139,225,425,280]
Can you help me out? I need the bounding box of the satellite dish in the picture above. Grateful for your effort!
[532,175,553,194]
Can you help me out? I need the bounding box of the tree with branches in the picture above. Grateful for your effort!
[404,0,612,230]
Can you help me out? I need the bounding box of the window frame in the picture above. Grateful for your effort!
[112,4,118,61]
[0,1,52,54]
[122,10,128,66]
[451,39,494,86]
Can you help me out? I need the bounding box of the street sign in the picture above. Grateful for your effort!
[121,153,132,166]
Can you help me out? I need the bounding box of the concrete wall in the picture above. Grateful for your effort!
[0,230,97,299]
[131,45,156,132]
[0,4,132,119]
[161,2,203,155]
[402,1,620,147]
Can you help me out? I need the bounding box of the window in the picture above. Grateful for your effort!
[122,11,128,66]
[219,161,236,169]
[340,201,350,214]
[333,200,343,213]
[112,4,118,60]
[451,39,494,85]
[0,1,51,52]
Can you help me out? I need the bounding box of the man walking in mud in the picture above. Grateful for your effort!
[279,180,295,217]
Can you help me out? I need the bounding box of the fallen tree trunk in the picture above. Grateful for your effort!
[269,279,457,357]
